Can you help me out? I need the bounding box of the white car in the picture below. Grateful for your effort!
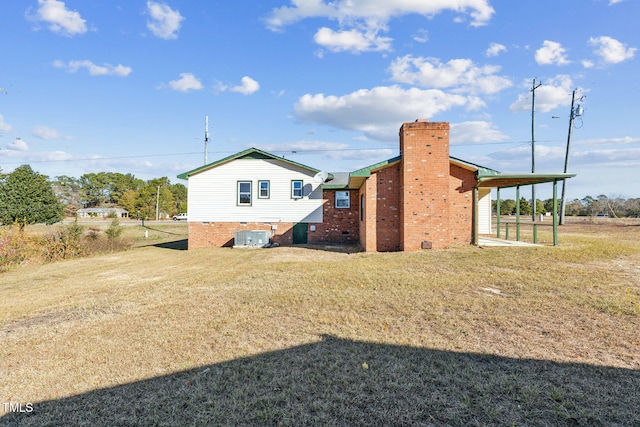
[172,213,188,221]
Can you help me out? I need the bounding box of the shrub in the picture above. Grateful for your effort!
[0,221,133,272]
[104,219,123,239]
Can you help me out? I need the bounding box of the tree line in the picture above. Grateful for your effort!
[53,171,187,219]
[493,195,640,218]
[0,165,187,226]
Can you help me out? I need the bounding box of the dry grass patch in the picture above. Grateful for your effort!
[0,222,639,426]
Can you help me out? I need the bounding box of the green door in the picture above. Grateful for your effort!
[292,223,308,244]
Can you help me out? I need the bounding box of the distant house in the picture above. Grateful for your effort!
[76,207,129,218]
[178,120,573,251]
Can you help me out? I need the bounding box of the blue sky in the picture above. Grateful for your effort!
[1,0,638,200]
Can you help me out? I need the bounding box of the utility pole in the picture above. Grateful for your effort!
[204,115,209,165]
[530,78,542,221]
[560,89,582,225]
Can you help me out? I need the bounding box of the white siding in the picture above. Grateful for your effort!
[478,189,492,234]
[187,158,324,223]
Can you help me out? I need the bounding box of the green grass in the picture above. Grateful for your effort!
[0,221,638,426]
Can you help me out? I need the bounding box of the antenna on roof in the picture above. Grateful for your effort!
[204,115,209,165]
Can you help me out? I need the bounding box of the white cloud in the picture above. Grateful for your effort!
[0,114,13,134]
[257,140,349,153]
[28,0,87,37]
[579,136,640,146]
[388,55,512,95]
[6,138,29,152]
[582,59,595,68]
[167,73,203,92]
[413,29,429,43]
[256,141,393,163]
[266,0,494,30]
[294,85,474,141]
[230,76,260,95]
[488,144,565,165]
[314,26,392,53]
[32,125,70,140]
[608,0,625,4]
[589,36,636,64]
[450,121,509,144]
[266,0,494,53]
[573,147,640,167]
[53,60,132,76]
[535,40,570,65]
[146,1,184,40]
[486,42,506,57]
[509,75,574,113]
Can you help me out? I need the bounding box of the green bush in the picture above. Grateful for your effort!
[104,218,123,239]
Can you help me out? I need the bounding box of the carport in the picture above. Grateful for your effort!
[473,172,576,246]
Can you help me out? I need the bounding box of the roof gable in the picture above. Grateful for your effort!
[177,147,320,179]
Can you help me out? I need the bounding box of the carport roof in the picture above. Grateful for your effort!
[476,173,576,188]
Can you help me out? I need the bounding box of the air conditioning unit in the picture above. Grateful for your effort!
[234,230,270,248]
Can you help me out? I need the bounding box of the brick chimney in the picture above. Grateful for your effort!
[399,120,451,250]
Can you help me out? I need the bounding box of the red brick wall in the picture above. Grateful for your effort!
[309,190,359,245]
[188,222,294,249]
[359,180,375,252]
[371,164,401,251]
[448,164,476,245]
[399,121,451,250]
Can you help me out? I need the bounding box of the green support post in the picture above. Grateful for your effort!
[516,186,521,242]
[496,188,501,238]
[553,180,559,246]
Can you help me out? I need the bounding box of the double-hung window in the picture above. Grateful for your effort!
[291,180,303,199]
[238,181,252,206]
[258,180,270,199]
[336,191,350,208]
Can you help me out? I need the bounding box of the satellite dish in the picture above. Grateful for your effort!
[314,171,329,183]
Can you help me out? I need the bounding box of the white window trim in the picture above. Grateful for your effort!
[291,180,303,199]
[336,191,350,208]
[238,181,252,206]
[258,180,270,199]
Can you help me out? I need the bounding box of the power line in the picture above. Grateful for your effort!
[0,138,561,167]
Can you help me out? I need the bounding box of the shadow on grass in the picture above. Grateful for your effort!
[150,239,188,251]
[2,335,638,426]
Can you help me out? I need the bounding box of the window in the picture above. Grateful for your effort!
[291,180,303,199]
[258,180,270,199]
[360,194,365,220]
[238,181,252,205]
[336,191,350,208]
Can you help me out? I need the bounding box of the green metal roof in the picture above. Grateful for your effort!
[450,156,500,176]
[350,155,403,177]
[177,147,320,179]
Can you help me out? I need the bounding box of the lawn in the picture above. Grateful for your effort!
[0,221,638,426]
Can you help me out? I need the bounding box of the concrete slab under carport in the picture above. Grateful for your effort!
[477,237,542,247]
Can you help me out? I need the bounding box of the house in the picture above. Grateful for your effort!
[178,120,573,251]
[76,207,129,218]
